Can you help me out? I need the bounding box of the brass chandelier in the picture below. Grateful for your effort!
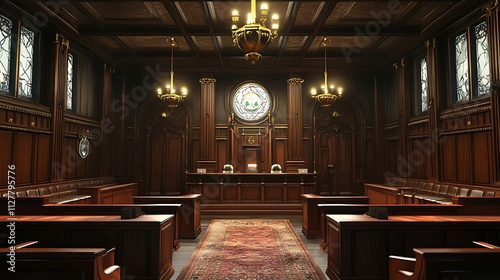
[311,38,343,109]
[157,37,187,113]
[231,1,279,64]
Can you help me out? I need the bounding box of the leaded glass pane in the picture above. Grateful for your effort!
[18,26,34,98]
[475,21,490,97]
[0,15,12,92]
[67,53,74,110]
[420,58,428,112]
[454,32,469,102]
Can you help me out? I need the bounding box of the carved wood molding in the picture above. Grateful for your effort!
[199,78,216,84]
[287,78,304,84]
[64,116,100,128]
[408,117,429,126]
[0,102,51,117]
[439,103,491,120]
[0,124,52,134]
[439,126,492,136]
[408,134,430,140]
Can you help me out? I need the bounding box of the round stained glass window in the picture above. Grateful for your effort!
[232,83,270,122]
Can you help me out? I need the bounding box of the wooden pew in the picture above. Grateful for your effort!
[78,183,137,204]
[301,194,370,238]
[0,243,120,280]
[317,203,464,251]
[452,196,500,215]
[389,246,500,280]
[325,214,500,280]
[133,194,201,238]
[40,203,182,250]
[0,214,174,280]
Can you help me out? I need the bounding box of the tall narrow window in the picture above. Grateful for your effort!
[66,53,74,110]
[419,57,428,112]
[0,15,12,93]
[450,20,490,104]
[474,21,490,97]
[454,32,469,103]
[18,26,34,98]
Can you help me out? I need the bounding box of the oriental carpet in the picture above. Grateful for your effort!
[176,219,327,279]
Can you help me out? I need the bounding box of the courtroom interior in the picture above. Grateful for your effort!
[1,0,500,279]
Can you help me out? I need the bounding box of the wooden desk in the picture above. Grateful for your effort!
[40,203,182,250]
[326,214,500,280]
[186,173,316,204]
[134,194,201,238]
[364,183,413,204]
[301,194,370,238]
[317,204,464,252]
[0,214,174,280]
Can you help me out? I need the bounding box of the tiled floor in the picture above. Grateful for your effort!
[172,215,328,279]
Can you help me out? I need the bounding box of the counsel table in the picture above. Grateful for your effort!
[0,214,174,280]
[326,214,500,280]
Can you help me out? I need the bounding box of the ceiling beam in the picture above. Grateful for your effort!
[78,25,421,37]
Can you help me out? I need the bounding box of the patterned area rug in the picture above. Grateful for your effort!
[177,219,326,279]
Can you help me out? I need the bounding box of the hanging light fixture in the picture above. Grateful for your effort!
[157,37,187,113]
[231,1,279,65]
[311,38,343,109]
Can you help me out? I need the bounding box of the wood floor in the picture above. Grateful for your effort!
[171,215,328,279]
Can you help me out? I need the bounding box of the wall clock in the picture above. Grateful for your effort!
[232,83,270,122]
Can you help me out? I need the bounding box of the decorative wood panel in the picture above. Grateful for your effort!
[441,135,456,182]
[13,133,33,185]
[0,131,12,188]
[34,134,51,183]
[472,132,493,184]
[456,134,471,183]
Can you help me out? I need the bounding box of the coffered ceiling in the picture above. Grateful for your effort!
[16,0,489,74]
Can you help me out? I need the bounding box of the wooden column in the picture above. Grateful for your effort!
[100,64,114,176]
[394,58,409,177]
[486,1,500,184]
[425,39,440,180]
[198,78,216,171]
[286,78,305,171]
[51,34,69,181]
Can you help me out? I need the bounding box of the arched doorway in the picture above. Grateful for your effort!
[137,95,189,195]
[313,100,364,195]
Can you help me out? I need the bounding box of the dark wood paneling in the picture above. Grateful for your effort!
[472,132,492,184]
[0,131,12,188]
[13,132,33,185]
[456,134,471,183]
[216,140,227,173]
[34,134,51,183]
[441,136,456,182]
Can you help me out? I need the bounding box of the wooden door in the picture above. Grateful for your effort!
[316,130,354,195]
[148,131,184,194]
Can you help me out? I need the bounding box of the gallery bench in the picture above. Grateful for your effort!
[133,194,201,238]
[301,194,370,238]
[0,214,174,280]
[40,203,182,250]
[326,214,500,280]
[389,246,500,280]
[317,203,464,252]
[0,242,120,280]
[0,181,138,215]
